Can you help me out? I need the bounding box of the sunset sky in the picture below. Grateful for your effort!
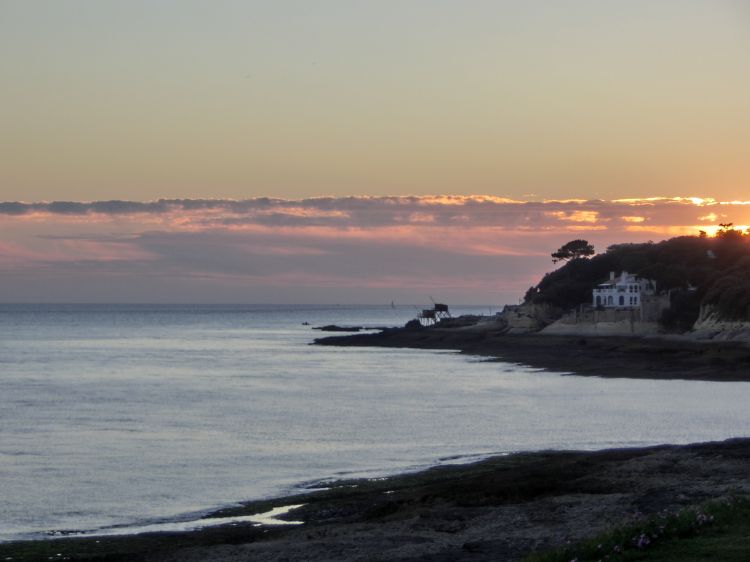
[1,1,748,303]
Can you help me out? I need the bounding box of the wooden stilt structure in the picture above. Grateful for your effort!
[417,303,451,326]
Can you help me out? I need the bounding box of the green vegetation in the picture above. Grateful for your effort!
[525,496,750,562]
[525,225,750,328]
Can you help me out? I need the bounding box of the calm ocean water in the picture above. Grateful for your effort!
[1,303,749,542]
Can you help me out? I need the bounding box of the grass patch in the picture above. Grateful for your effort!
[526,496,750,562]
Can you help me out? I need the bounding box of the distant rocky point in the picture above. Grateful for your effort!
[312,324,392,332]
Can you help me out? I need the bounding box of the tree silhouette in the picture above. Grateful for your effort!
[717,222,746,241]
[551,239,595,264]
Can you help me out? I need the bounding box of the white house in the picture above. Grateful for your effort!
[592,271,655,309]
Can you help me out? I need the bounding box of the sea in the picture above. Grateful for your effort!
[1,303,749,543]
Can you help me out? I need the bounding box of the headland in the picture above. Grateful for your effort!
[314,322,750,382]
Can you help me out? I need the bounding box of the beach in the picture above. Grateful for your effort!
[3,437,750,561]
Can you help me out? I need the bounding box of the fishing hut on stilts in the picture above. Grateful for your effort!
[417,301,451,326]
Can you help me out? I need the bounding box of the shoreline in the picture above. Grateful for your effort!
[2,451,499,545]
[314,326,750,382]
[5,326,750,560]
[4,438,750,561]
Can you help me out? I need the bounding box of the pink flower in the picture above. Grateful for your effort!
[635,533,651,549]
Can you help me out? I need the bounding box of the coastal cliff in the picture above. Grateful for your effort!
[690,304,750,342]
[495,303,560,334]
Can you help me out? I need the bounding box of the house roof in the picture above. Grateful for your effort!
[596,272,639,286]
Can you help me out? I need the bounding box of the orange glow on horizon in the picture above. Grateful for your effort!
[544,210,600,223]
[624,224,750,237]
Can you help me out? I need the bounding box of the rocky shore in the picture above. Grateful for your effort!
[314,323,750,382]
[149,439,750,562]
[5,324,750,561]
[6,439,750,562]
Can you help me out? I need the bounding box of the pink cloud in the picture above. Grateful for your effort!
[3,195,750,303]
[0,241,52,265]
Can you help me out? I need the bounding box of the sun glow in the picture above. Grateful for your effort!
[612,197,717,207]
[545,211,600,223]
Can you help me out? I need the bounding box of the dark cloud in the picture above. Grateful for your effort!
[0,202,30,215]
[0,195,729,230]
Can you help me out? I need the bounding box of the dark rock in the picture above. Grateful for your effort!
[312,325,363,332]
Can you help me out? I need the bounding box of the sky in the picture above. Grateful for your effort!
[1,1,748,303]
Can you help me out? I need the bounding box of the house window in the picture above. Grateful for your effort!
[596,296,601,306]
[619,295,624,306]
[607,296,613,306]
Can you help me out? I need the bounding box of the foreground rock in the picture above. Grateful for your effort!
[182,439,748,562]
